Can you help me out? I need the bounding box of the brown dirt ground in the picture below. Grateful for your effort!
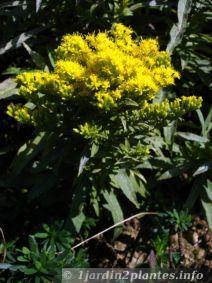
[88,217,212,269]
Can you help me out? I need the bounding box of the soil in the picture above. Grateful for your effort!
[88,217,212,269]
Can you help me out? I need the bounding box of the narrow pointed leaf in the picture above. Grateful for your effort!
[36,0,42,12]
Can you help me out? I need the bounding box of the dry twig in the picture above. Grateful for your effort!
[72,212,158,250]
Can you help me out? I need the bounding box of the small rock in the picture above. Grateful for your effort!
[114,241,127,252]
[194,248,206,260]
[128,251,147,268]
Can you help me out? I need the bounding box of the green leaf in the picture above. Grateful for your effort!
[0,1,22,9]
[24,268,37,275]
[29,236,39,256]
[0,27,46,55]
[122,8,133,17]
[10,132,50,175]
[163,122,176,148]
[36,0,42,13]
[72,211,86,233]
[196,109,205,132]
[201,199,212,229]
[89,3,99,14]
[193,161,212,176]
[34,232,48,239]
[8,264,26,272]
[167,0,193,53]
[23,42,46,69]
[185,176,205,209]
[176,132,208,143]
[0,263,12,270]
[22,247,30,255]
[71,181,89,215]
[158,163,193,180]
[204,108,212,136]
[110,169,145,208]
[177,0,192,27]
[0,78,18,100]
[2,67,32,75]
[47,50,55,68]
[17,256,28,262]
[204,179,212,202]
[136,157,172,170]
[103,190,123,224]
[69,176,90,232]
[103,190,124,238]
[201,180,212,229]
[91,143,99,157]
[129,3,143,11]
[91,187,100,217]
[35,261,42,270]
[78,156,89,176]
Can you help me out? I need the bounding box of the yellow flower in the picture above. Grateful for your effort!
[55,34,91,62]
[55,60,85,81]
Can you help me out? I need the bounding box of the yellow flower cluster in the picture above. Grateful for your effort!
[7,24,202,128]
[139,96,203,121]
[73,122,109,141]
[7,104,31,124]
[118,141,150,160]
[14,24,180,109]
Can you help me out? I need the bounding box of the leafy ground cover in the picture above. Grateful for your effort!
[0,0,211,282]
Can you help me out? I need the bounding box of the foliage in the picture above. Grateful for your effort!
[152,233,169,268]
[0,223,88,282]
[147,108,212,228]
[165,209,192,233]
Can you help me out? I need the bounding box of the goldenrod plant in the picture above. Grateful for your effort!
[6,24,202,232]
